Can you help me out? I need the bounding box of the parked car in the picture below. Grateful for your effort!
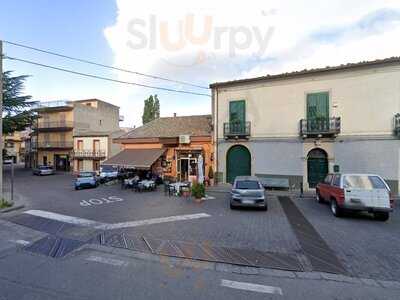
[33,165,55,176]
[230,176,267,210]
[99,165,118,183]
[75,172,99,190]
[316,173,394,221]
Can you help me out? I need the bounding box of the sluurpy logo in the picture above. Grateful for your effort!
[126,12,275,67]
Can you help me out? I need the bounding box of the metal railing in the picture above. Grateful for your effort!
[32,141,74,149]
[72,150,106,158]
[35,121,74,129]
[31,100,72,109]
[223,121,251,138]
[300,117,341,136]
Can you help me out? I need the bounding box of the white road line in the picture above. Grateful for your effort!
[98,213,211,230]
[25,210,103,227]
[220,279,283,295]
[86,255,128,267]
[9,239,30,246]
[23,210,211,230]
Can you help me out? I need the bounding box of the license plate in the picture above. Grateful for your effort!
[242,200,254,204]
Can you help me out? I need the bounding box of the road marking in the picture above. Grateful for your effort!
[9,239,30,246]
[99,213,211,230]
[23,210,211,230]
[24,210,103,227]
[86,255,128,267]
[220,279,283,295]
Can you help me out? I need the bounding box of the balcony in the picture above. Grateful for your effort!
[34,121,74,132]
[300,117,341,138]
[223,121,251,139]
[32,141,74,150]
[72,150,106,159]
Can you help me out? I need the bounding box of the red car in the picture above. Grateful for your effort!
[316,173,394,221]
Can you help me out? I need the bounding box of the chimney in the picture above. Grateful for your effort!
[173,113,177,117]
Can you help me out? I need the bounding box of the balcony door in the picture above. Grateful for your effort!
[307,92,329,132]
[229,100,245,134]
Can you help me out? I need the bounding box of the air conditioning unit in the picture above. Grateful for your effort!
[179,135,190,144]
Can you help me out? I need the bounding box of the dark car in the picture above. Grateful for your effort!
[230,176,267,210]
[33,165,55,176]
[75,172,99,190]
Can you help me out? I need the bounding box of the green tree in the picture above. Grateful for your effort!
[2,71,36,134]
[142,94,160,124]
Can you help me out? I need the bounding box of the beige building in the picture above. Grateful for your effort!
[210,57,400,194]
[73,130,124,173]
[3,130,29,163]
[32,99,121,171]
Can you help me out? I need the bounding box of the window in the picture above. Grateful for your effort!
[93,139,100,151]
[77,159,83,171]
[332,175,341,187]
[77,140,83,150]
[324,174,332,184]
[235,180,261,190]
[306,92,329,119]
[229,100,246,124]
[99,119,102,126]
[343,175,388,190]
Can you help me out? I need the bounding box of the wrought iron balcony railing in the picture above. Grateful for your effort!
[300,117,341,137]
[32,141,74,149]
[72,150,106,159]
[223,121,251,138]
[35,121,74,130]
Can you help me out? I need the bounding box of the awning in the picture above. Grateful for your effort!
[102,148,165,169]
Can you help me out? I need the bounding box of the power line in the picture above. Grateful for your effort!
[4,55,211,97]
[2,40,209,90]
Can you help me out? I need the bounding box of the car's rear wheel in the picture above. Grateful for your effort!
[374,211,389,222]
[230,203,235,210]
[330,199,343,217]
[261,204,268,211]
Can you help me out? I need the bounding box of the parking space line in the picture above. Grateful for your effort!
[220,279,283,295]
[99,213,211,230]
[23,210,211,230]
[25,210,103,227]
[9,239,30,246]
[86,255,128,267]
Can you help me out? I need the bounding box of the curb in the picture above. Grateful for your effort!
[80,243,400,290]
[0,204,25,213]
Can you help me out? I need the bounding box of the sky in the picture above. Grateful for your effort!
[1,0,400,127]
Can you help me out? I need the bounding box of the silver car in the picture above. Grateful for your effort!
[230,176,267,210]
[33,165,55,176]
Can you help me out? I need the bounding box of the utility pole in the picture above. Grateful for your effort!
[0,40,3,200]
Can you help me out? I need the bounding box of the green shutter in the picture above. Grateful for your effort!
[229,100,246,123]
[307,92,329,119]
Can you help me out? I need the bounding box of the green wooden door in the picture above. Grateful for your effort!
[307,92,329,131]
[307,149,328,188]
[226,145,251,184]
[229,100,245,134]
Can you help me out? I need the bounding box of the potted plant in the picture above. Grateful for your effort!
[191,181,205,203]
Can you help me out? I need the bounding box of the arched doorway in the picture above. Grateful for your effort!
[226,145,251,184]
[307,148,328,188]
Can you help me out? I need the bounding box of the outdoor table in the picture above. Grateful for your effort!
[169,182,191,196]
[139,180,156,190]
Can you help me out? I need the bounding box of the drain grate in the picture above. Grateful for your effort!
[278,196,347,274]
[25,236,85,258]
[95,232,149,252]
[143,237,304,271]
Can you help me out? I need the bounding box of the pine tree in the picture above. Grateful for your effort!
[2,71,36,134]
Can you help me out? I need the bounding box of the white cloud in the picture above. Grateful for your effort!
[104,0,400,126]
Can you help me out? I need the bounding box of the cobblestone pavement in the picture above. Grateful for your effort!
[290,192,400,281]
[3,165,400,281]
